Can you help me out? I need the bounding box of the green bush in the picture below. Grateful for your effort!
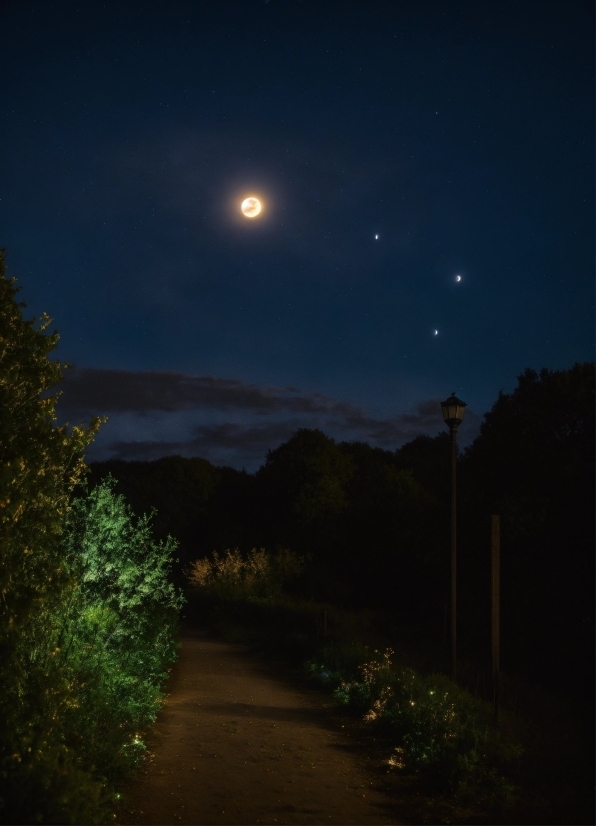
[2,478,183,823]
[330,647,521,797]
[0,250,107,824]
[58,478,184,779]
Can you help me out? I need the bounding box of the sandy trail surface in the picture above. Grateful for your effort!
[118,631,400,825]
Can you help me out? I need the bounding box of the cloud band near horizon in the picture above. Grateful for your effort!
[56,367,480,469]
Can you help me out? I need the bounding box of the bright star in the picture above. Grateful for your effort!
[374,234,379,240]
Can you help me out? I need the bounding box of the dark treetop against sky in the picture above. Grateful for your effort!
[1,0,593,469]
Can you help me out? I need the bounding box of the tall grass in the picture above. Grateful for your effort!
[187,546,303,602]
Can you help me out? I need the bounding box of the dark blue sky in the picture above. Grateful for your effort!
[1,0,593,468]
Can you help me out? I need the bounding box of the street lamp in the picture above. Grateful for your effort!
[440,392,467,682]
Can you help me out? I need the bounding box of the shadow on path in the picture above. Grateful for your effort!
[117,631,401,825]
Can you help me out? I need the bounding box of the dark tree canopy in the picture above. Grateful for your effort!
[87,455,216,544]
[255,429,354,553]
[462,363,594,513]
[459,363,595,695]
[394,432,451,501]
[87,456,255,577]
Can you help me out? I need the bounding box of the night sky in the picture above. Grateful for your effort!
[1,0,593,469]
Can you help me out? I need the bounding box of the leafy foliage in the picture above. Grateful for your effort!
[0,250,101,822]
[0,252,182,823]
[330,648,521,796]
[57,478,184,778]
[254,429,354,558]
[0,249,101,645]
[3,479,183,823]
[87,455,221,576]
[188,546,303,602]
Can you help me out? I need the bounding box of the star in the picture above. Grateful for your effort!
[374,234,379,240]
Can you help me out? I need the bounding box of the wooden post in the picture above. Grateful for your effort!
[444,600,448,646]
[491,515,500,720]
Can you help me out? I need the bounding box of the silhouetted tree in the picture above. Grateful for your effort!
[394,432,451,501]
[460,363,595,696]
[255,428,354,556]
[337,440,445,617]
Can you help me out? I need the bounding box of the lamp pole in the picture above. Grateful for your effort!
[449,419,458,683]
[440,393,467,683]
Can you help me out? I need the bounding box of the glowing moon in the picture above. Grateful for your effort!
[241,197,262,218]
[455,274,462,282]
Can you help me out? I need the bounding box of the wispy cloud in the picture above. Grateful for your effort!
[58,366,367,417]
[57,367,480,469]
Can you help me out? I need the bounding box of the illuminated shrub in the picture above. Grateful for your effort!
[3,478,183,823]
[58,477,184,777]
[332,647,521,796]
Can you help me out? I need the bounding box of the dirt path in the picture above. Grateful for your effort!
[118,631,401,825]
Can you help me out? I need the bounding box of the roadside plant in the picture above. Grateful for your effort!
[187,547,303,602]
[0,250,104,823]
[4,476,184,822]
[56,477,184,779]
[332,647,521,797]
[334,647,395,713]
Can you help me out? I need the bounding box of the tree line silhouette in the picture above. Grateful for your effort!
[90,361,594,704]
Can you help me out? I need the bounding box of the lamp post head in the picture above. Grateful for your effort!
[440,393,467,429]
